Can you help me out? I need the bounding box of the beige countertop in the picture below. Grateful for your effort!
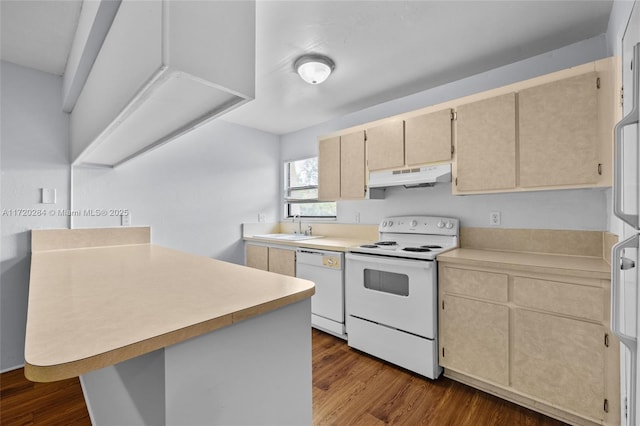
[243,235,371,252]
[437,248,611,279]
[25,243,315,382]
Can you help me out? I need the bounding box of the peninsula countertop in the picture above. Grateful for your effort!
[25,239,315,382]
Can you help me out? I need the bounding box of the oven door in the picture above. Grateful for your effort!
[345,252,436,339]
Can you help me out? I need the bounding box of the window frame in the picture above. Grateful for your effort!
[283,156,336,219]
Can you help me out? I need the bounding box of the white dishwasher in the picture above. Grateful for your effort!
[296,249,346,339]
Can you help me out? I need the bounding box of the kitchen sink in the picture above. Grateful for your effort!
[252,233,324,241]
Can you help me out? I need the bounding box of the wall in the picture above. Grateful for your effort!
[72,120,281,263]
[281,35,610,230]
[0,61,70,371]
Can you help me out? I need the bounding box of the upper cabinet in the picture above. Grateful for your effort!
[366,110,453,172]
[340,131,367,200]
[453,57,618,195]
[519,72,599,187]
[318,136,341,201]
[317,56,619,197]
[318,131,369,201]
[71,0,256,167]
[405,109,453,166]
[455,94,517,192]
[366,121,404,171]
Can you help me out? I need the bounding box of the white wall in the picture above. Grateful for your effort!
[72,120,281,263]
[1,61,70,371]
[281,35,611,230]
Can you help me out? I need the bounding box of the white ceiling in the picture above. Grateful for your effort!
[0,0,613,135]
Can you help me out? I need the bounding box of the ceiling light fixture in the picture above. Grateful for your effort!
[294,54,335,85]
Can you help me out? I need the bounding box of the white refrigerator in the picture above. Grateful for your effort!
[612,2,640,425]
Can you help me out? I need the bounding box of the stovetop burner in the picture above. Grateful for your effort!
[349,216,459,260]
[403,247,432,253]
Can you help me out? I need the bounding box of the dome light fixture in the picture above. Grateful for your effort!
[294,54,335,85]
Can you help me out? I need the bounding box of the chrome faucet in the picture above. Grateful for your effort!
[292,214,302,234]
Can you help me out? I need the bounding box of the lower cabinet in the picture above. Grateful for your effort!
[440,295,509,385]
[438,263,618,426]
[512,309,605,421]
[245,243,296,277]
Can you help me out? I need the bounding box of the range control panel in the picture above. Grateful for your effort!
[378,216,459,236]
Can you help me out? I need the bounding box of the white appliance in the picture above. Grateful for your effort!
[345,216,459,379]
[612,4,640,425]
[368,164,452,189]
[296,249,346,339]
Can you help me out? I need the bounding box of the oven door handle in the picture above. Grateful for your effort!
[346,252,434,269]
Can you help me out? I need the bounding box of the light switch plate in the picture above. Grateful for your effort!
[41,188,56,204]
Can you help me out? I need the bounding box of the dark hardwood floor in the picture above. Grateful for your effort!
[1,329,566,425]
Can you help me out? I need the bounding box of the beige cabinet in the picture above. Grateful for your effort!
[245,244,268,271]
[366,121,404,171]
[268,247,296,277]
[519,72,599,187]
[245,244,296,277]
[438,263,618,426]
[404,109,453,166]
[440,295,509,385]
[365,109,453,172]
[318,131,375,201]
[455,93,517,192]
[453,66,614,195]
[512,309,605,422]
[318,136,341,201]
[340,131,366,200]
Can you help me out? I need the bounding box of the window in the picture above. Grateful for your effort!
[284,157,336,218]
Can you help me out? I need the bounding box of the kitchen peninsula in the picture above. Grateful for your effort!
[24,227,315,425]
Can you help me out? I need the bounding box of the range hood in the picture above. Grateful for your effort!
[368,164,452,189]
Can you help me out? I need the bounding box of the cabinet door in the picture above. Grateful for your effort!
[366,120,404,171]
[340,131,366,199]
[440,295,509,385]
[405,109,452,166]
[268,248,296,277]
[512,309,605,421]
[318,136,341,201]
[519,72,599,187]
[455,93,517,192]
[246,244,268,271]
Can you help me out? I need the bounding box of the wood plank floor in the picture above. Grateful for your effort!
[1,329,567,425]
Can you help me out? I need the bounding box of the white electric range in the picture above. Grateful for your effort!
[345,216,459,379]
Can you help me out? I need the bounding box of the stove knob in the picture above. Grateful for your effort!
[382,221,387,227]
[445,221,454,229]
[388,220,394,227]
[410,220,418,227]
[437,221,445,228]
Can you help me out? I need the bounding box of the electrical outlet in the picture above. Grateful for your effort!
[121,213,131,226]
[489,211,501,226]
[355,212,360,223]
[258,213,266,222]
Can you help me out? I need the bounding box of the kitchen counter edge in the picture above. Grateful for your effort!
[437,248,611,279]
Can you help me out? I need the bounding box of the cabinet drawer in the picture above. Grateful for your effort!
[440,267,508,302]
[513,276,603,321]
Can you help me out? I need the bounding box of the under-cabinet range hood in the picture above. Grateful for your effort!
[368,164,452,189]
